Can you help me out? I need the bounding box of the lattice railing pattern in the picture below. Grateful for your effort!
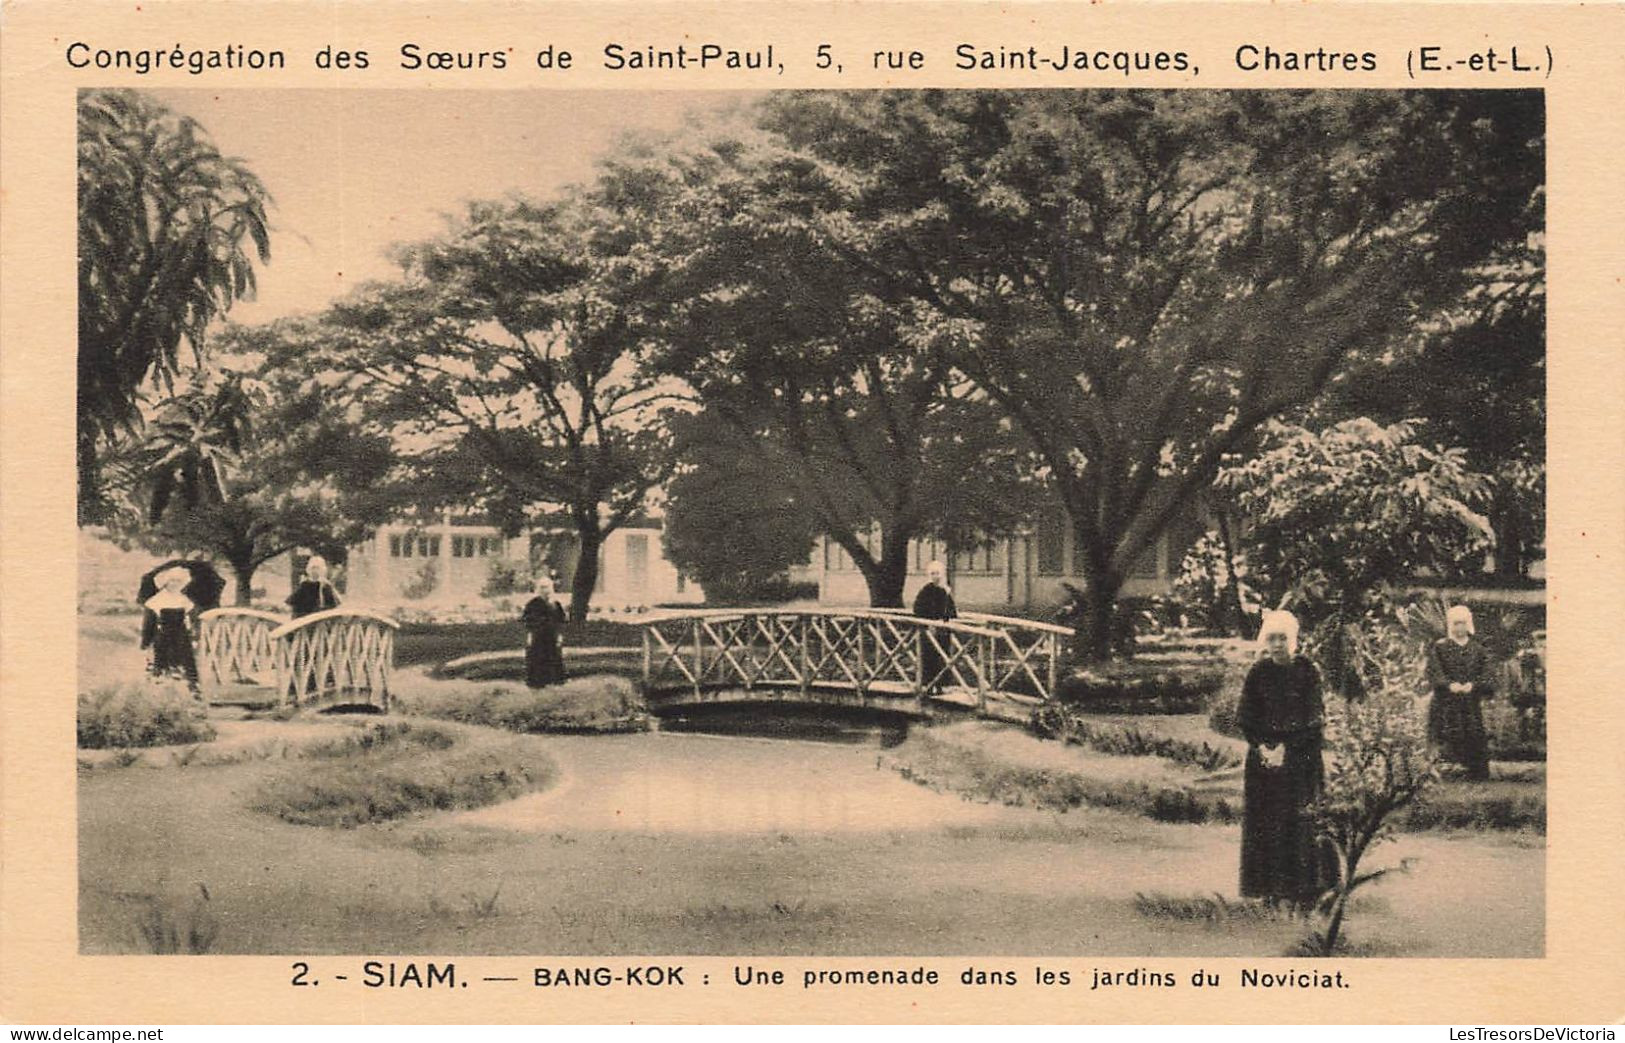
[269,609,400,709]
[639,609,1064,713]
[198,608,283,688]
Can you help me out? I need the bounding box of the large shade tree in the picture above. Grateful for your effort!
[661,412,820,603]
[301,197,682,620]
[611,128,1042,607]
[78,89,271,523]
[115,347,398,605]
[724,89,1542,657]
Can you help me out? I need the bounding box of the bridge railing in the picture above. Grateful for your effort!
[637,608,1066,710]
[869,607,1072,702]
[268,608,400,709]
[198,608,284,689]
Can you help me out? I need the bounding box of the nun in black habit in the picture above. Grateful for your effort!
[287,554,341,618]
[140,566,202,694]
[522,575,568,689]
[911,561,958,692]
[1238,610,1335,905]
[1425,604,1494,781]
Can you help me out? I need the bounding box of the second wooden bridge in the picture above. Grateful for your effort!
[639,608,1072,721]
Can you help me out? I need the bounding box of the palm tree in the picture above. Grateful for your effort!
[78,89,271,522]
[139,374,261,525]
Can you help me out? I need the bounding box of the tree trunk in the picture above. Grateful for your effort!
[1216,511,1251,637]
[231,561,257,607]
[1491,507,1525,580]
[1073,571,1123,664]
[568,529,601,623]
[863,530,913,608]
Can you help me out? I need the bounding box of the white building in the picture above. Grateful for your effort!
[335,514,704,611]
[815,507,1208,613]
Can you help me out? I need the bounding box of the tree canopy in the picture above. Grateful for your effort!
[298,196,683,619]
[695,89,1542,655]
[114,337,399,605]
[78,89,271,522]
[614,118,1043,606]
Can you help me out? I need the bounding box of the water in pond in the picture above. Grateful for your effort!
[654,701,911,746]
[452,726,1020,836]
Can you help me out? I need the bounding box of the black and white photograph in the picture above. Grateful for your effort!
[71,85,1547,961]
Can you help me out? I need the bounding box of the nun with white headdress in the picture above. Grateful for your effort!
[1425,604,1493,781]
[521,574,568,689]
[286,554,341,619]
[1237,609,1334,904]
[140,566,202,694]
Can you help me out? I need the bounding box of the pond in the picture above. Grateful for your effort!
[454,717,1019,836]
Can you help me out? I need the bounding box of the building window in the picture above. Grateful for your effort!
[1036,512,1065,576]
[389,534,404,558]
[955,540,999,575]
[824,538,857,572]
[450,535,498,559]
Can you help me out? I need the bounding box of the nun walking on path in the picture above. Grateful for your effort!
[911,561,958,693]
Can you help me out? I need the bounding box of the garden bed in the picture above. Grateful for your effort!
[894,716,1544,834]
[250,719,557,828]
[393,672,650,735]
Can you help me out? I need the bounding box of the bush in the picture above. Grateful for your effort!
[396,619,645,668]
[400,559,439,600]
[481,558,530,598]
[78,679,216,749]
[395,674,648,734]
[888,728,1239,825]
[706,577,821,605]
[1174,531,1259,634]
[252,721,554,827]
[1031,706,1243,772]
[1056,660,1226,715]
[1207,688,1243,739]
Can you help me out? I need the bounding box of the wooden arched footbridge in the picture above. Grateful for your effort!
[194,604,1069,721]
[197,607,399,710]
[638,608,1071,722]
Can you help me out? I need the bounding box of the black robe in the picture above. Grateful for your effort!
[1238,655,1334,902]
[911,582,958,690]
[141,606,200,692]
[1425,637,1493,780]
[287,580,340,619]
[522,597,567,688]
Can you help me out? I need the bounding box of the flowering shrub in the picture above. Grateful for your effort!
[1174,531,1259,634]
[1305,624,1440,954]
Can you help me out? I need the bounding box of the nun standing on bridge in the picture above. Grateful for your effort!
[287,555,341,618]
[522,575,568,689]
[912,561,958,693]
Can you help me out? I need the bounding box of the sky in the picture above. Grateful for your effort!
[150,89,745,324]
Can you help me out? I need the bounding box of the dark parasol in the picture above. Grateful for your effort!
[136,559,227,611]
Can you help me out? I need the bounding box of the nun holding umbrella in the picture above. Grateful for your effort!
[135,559,226,695]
